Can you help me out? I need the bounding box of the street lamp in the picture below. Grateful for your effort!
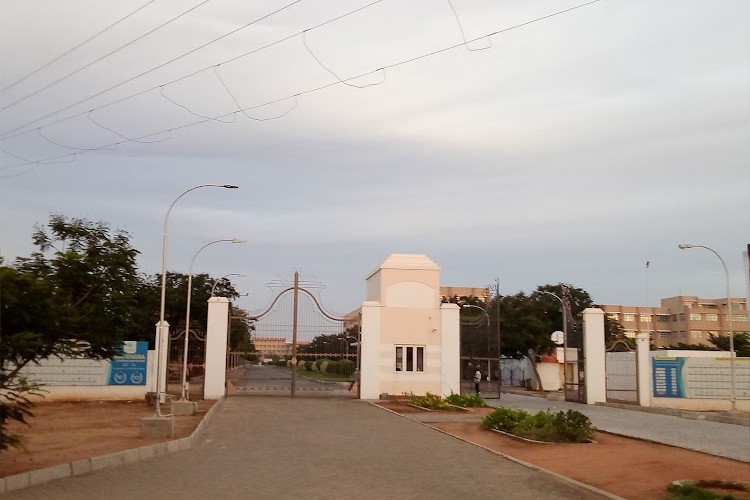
[156,184,238,416]
[678,243,736,411]
[180,239,245,401]
[210,273,246,297]
[338,335,356,358]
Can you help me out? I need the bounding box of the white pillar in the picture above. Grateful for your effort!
[440,303,460,396]
[204,297,230,399]
[635,332,652,407]
[360,300,382,399]
[155,321,169,402]
[582,308,606,405]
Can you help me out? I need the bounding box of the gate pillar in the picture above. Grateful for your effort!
[635,332,651,407]
[204,297,230,399]
[582,308,606,405]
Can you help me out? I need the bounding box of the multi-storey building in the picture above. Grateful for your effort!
[253,337,309,359]
[601,296,749,348]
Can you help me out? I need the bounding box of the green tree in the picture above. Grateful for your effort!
[1,215,141,450]
[707,332,750,357]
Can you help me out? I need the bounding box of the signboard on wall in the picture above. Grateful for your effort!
[107,341,148,386]
[653,356,750,398]
[14,341,148,386]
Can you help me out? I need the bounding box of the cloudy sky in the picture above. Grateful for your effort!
[0,0,748,316]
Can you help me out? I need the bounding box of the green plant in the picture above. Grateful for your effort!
[324,359,355,377]
[445,392,488,408]
[315,358,330,371]
[404,392,452,410]
[668,483,738,500]
[480,407,595,443]
[480,406,530,431]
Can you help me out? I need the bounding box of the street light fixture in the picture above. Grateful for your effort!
[210,273,246,297]
[678,243,736,411]
[180,239,245,401]
[156,184,238,416]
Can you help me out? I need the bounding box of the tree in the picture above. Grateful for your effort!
[1,215,141,450]
[707,332,750,357]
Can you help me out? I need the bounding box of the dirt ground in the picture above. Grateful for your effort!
[0,399,214,477]
[377,402,750,500]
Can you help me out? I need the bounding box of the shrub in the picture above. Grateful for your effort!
[304,360,314,371]
[481,407,594,443]
[445,392,488,408]
[480,406,530,431]
[325,359,355,377]
[315,358,330,370]
[668,482,738,500]
[404,392,452,410]
[319,360,329,373]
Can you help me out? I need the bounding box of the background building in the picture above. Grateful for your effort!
[601,296,749,348]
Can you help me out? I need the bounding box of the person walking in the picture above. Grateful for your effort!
[474,368,481,395]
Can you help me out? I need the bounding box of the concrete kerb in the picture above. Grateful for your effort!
[0,397,225,495]
[367,401,625,500]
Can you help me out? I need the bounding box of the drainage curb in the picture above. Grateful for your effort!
[0,397,225,495]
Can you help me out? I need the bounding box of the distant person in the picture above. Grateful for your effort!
[474,369,481,394]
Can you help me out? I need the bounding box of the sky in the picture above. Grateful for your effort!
[0,0,748,317]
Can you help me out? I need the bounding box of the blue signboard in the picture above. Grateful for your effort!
[652,357,686,398]
[108,341,148,385]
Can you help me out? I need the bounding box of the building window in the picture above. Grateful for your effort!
[656,315,670,323]
[395,345,424,372]
[607,313,620,321]
[659,332,670,339]
[678,313,685,321]
[690,331,702,339]
[623,314,635,322]
[732,315,747,322]
[690,313,702,321]
[684,302,694,308]
[706,314,718,322]
[671,315,677,321]
[640,315,652,323]
[625,331,637,339]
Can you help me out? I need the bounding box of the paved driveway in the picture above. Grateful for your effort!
[4,397,612,500]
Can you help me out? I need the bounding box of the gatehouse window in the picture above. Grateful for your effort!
[395,345,425,372]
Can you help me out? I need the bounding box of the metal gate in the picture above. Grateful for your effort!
[228,272,358,398]
[606,341,638,403]
[564,317,586,403]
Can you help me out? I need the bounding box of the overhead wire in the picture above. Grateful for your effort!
[0,0,382,142]
[0,0,217,113]
[0,0,156,94]
[0,0,604,173]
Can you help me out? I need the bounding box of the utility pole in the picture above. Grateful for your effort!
[492,278,502,398]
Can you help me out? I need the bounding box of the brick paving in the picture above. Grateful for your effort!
[3,397,612,500]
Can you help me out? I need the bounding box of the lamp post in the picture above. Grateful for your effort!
[180,239,245,401]
[156,184,238,417]
[678,243,736,411]
[211,273,246,297]
[338,335,356,358]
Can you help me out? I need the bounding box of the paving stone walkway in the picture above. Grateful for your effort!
[3,397,613,500]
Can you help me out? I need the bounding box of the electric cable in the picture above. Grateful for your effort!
[0,0,604,174]
[0,0,156,94]
[0,0,382,142]
[0,0,217,113]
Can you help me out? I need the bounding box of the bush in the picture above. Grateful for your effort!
[668,482,738,500]
[325,359,355,377]
[304,360,314,372]
[404,392,452,411]
[480,406,530,431]
[319,360,329,373]
[315,358,330,371]
[480,407,595,443]
[445,392,488,408]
